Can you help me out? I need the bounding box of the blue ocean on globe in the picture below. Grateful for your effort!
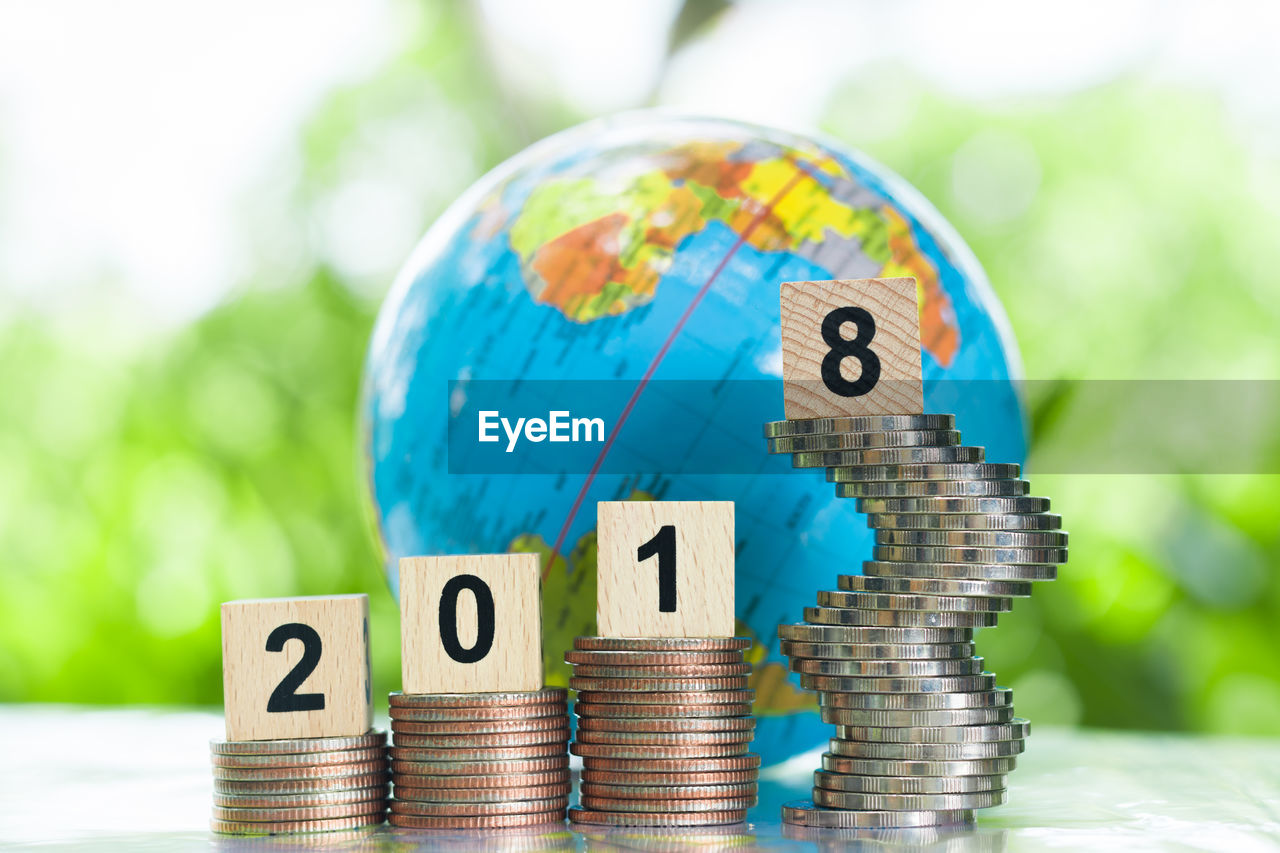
[360,112,1025,764]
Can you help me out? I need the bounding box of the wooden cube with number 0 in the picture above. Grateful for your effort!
[781,277,924,419]
[221,595,372,742]
[596,501,735,638]
[399,554,543,694]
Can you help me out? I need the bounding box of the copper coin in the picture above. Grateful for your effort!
[579,782,757,800]
[211,814,385,834]
[388,688,567,708]
[211,800,386,821]
[569,676,748,692]
[388,810,565,829]
[391,770,569,790]
[391,722,568,742]
[578,795,755,813]
[213,786,388,808]
[574,689,754,706]
[564,650,745,665]
[389,703,567,722]
[569,663,751,678]
[574,730,754,746]
[389,743,567,762]
[573,702,752,719]
[212,760,389,782]
[211,748,387,769]
[568,807,746,827]
[391,783,569,803]
[213,772,389,795]
[581,754,760,773]
[390,796,568,816]
[571,743,750,759]
[576,717,754,733]
[580,769,758,786]
[209,732,386,755]
[391,757,569,776]
[390,716,568,735]
[573,637,750,652]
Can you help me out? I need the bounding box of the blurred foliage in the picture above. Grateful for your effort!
[1,0,1278,735]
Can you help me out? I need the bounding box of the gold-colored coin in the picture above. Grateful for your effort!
[389,796,568,816]
[210,813,385,835]
[568,807,747,827]
[388,810,565,829]
[388,688,567,708]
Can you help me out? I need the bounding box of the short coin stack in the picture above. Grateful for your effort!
[764,413,1066,830]
[566,637,760,827]
[209,732,389,835]
[387,688,570,829]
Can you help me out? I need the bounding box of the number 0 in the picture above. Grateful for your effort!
[439,574,496,663]
[638,525,677,612]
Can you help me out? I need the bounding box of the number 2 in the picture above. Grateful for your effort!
[265,623,325,713]
[820,306,881,397]
[638,525,677,612]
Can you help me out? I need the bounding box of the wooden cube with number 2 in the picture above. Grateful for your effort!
[597,501,735,638]
[781,277,924,419]
[221,594,372,742]
[399,554,543,694]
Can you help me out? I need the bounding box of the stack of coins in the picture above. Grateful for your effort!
[566,637,760,828]
[764,413,1066,831]
[209,732,389,835]
[387,688,570,829]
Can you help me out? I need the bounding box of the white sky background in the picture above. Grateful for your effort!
[2,0,1279,331]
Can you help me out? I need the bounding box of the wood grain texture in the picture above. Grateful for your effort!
[596,501,735,638]
[221,595,372,741]
[781,277,924,419]
[399,554,543,694]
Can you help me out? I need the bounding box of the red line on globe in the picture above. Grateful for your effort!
[545,160,818,578]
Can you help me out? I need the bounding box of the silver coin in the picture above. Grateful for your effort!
[816,589,1013,613]
[839,574,1033,598]
[777,624,974,644]
[812,787,1006,811]
[209,733,386,755]
[768,430,961,454]
[828,739,1025,760]
[788,657,983,677]
[857,496,1051,514]
[804,606,998,629]
[876,529,1069,548]
[800,673,997,694]
[779,641,975,660]
[836,479,1030,498]
[821,705,1015,726]
[821,754,1017,776]
[837,719,1030,744]
[821,688,1012,711]
[862,560,1058,582]
[827,463,1021,482]
[874,545,1069,565]
[814,770,1005,795]
[764,415,955,437]
[868,512,1062,530]
[782,800,973,829]
[791,446,985,468]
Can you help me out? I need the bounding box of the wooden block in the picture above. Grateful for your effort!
[780,277,924,419]
[221,595,372,741]
[596,501,735,638]
[399,554,543,694]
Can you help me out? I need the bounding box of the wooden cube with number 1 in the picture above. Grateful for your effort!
[781,277,924,419]
[221,594,372,742]
[596,501,735,638]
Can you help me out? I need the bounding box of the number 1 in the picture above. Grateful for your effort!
[638,525,677,612]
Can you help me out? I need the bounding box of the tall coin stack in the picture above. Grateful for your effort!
[387,688,571,829]
[209,732,390,835]
[764,413,1066,831]
[566,637,760,827]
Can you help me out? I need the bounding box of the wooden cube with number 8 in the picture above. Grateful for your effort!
[399,554,543,694]
[597,501,735,638]
[221,594,372,742]
[781,277,924,419]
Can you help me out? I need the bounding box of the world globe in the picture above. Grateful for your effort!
[360,112,1025,765]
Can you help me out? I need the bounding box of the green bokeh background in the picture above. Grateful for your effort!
[2,1,1278,737]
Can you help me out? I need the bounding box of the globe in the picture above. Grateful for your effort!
[360,112,1026,764]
